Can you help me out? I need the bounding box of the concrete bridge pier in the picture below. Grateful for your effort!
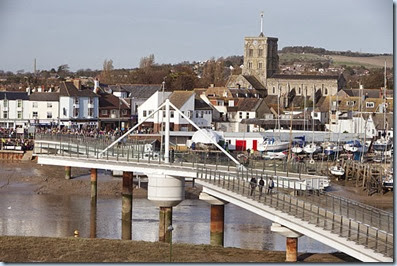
[121,171,133,240]
[65,166,71,179]
[199,192,228,246]
[271,223,303,262]
[147,174,185,243]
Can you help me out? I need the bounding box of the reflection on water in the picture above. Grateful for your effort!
[0,193,336,253]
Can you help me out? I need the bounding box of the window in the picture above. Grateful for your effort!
[258,49,263,56]
[143,110,147,117]
[366,102,375,108]
[89,98,94,104]
[195,111,199,118]
[88,109,94,117]
[32,111,38,118]
[298,87,301,95]
[170,111,174,118]
[74,97,79,104]
[101,110,108,115]
[17,111,22,119]
[32,102,38,108]
[3,100,8,108]
[47,102,52,108]
[239,112,243,119]
[73,109,79,117]
[17,100,22,108]
[249,49,253,57]
[258,62,262,69]
[324,88,328,95]
[200,111,203,118]
[3,111,8,119]
[122,110,128,115]
[111,110,117,115]
[148,110,152,115]
[246,112,249,119]
[248,62,252,69]
[273,87,275,94]
[47,112,52,119]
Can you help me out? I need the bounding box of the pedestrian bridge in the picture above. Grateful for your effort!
[33,134,393,262]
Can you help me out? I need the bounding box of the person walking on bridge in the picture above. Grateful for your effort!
[250,176,257,196]
[258,177,265,196]
[267,177,274,194]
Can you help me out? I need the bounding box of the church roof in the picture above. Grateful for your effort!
[270,74,339,80]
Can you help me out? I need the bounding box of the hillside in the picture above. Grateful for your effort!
[279,52,393,69]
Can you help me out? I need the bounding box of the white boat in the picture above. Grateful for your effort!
[263,151,287,160]
[291,146,303,154]
[324,143,343,156]
[257,137,289,152]
[383,167,393,189]
[303,143,320,154]
[329,165,345,176]
[373,138,393,152]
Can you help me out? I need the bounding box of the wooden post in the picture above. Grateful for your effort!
[65,166,71,180]
[210,205,225,246]
[121,171,133,240]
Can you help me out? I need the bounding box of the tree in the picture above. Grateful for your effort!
[139,54,155,69]
[100,59,114,83]
[57,64,70,77]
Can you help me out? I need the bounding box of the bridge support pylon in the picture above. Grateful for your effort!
[121,171,133,240]
[147,174,185,243]
[90,168,98,238]
[90,169,97,205]
[199,192,228,247]
[271,223,303,262]
[65,166,71,179]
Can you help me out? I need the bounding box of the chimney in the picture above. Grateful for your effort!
[94,78,99,93]
[210,84,214,88]
[73,79,81,90]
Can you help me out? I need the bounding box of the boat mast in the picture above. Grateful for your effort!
[278,82,281,137]
[312,84,315,146]
[383,61,387,135]
[303,84,306,132]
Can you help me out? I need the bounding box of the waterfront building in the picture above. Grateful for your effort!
[108,84,162,125]
[0,91,29,129]
[138,90,212,132]
[58,81,99,128]
[28,92,60,127]
[98,92,131,130]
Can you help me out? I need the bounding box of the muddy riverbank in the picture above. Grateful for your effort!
[0,236,358,263]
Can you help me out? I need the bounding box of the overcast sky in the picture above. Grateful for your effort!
[0,0,393,72]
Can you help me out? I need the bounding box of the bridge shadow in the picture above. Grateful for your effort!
[298,252,360,262]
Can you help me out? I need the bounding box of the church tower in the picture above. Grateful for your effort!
[242,12,279,83]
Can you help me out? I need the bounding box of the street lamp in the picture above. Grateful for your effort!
[167,225,174,262]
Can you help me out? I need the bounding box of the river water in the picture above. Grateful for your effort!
[0,191,337,253]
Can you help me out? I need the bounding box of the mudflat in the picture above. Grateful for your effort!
[0,236,359,263]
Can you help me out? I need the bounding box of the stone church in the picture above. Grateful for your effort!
[227,29,346,108]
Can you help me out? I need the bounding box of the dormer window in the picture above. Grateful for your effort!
[74,97,79,104]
